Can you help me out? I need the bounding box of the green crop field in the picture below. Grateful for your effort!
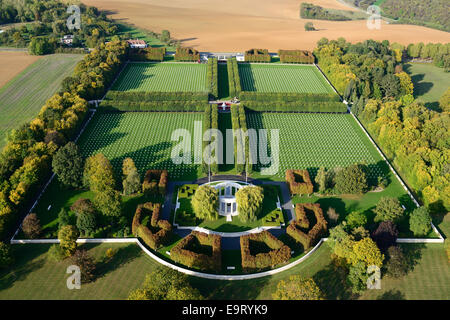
[77,112,203,180]
[247,113,385,180]
[112,62,208,92]
[0,54,84,149]
[239,64,334,93]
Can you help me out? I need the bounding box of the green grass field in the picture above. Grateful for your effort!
[0,54,84,149]
[1,241,448,300]
[112,62,208,92]
[239,64,334,93]
[404,62,450,110]
[247,113,384,181]
[112,23,177,51]
[77,112,203,180]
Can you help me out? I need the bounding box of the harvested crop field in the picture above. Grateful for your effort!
[113,62,208,92]
[82,0,450,51]
[239,64,334,93]
[0,51,41,89]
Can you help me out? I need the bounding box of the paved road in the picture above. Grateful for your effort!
[161,175,295,250]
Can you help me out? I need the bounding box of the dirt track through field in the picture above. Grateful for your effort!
[0,51,41,89]
[82,0,450,51]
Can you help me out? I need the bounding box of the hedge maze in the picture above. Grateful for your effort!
[286,170,314,195]
[170,231,222,272]
[132,202,172,250]
[246,113,384,180]
[286,203,327,250]
[112,62,208,92]
[240,231,291,272]
[142,170,168,196]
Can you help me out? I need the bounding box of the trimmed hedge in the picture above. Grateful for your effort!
[104,91,209,102]
[128,47,166,62]
[132,202,172,250]
[202,105,219,174]
[278,49,315,64]
[227,57,242,97]
[175,47,200,61]
[287,203,327,250]
[231,104,253,175]
[170,231,222,272]
[245,49,271,63]
[240,231,291,272]
[207,58,219,99]
[99,101,209,112]
[239,92,340,102]
[142,170,168,196]
[243,101,347,113]
[286,170,314,195]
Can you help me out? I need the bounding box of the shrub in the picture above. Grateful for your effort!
[71,198,96,216]
[386,246,408,278]
[122,158,140,195]
[304,22,316,31]
[374,197,404,222]
[334,164,368,194]
[58,208,70,228]
[286,170,314,195]
[409,206,432,236]
[76,212,97,235]
[47,244,66,262]
[191,185,219,221]
[58,225,79,257]
[132,202,172,250]
[371,221,398,252]
[236,186,264,223]
[70,249,96,283]
[142,170,168,197]
[240,231,291,272]
[244,49,271,62]
[0,242,13,269]
[287,203,327,250]
[345,211,367,229]
[170,231,222,272]
[22,213,41,239]
[273,276,323,300]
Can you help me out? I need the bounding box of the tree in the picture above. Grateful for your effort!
[70,249,96,283]
[28,36,54,55]
[128,267,203,300]
[347,261,369,294]
[71,198,96,216]
[335,164,368,194]
[273,276,323,300]
[345,211,367,229]
[122,158,140,195]
[76,212,96,235]
[160,30,171,43]
[236,186,264,223]
[58,225,79,257]
[385,246,408,278]
[409,206,432,236]
[371,221,398,252]
[58,208,70,228]
[191,185,219,220]
[0,242,13,269]
[374,197,404,222]
[304,22,315,31]
[52,142,84,188]
[22,213,41,239]
[439,87,450,112]
[351,237,384,268]
[326,207,339,226]
[315,167,328,192]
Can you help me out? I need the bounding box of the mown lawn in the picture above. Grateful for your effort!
[404,62,450,111]
[0,54,84,149]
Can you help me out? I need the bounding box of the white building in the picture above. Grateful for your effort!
[61,35,73,45]
[126,39,148,49]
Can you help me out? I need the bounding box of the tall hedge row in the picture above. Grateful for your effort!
[99,101,208,112]
[227,57,242,98]
[245,49,271,63]
[242,102,347,113]
[206,58,219,99]
[104,91,209,102]
[240,231,291,272]
[239,92,340,102]
[170,231,222,272]
[278,49,315,64]
[128,47,166,62]
[174,47,200,61]
[202,105,219,174]
[230,105,253,175]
